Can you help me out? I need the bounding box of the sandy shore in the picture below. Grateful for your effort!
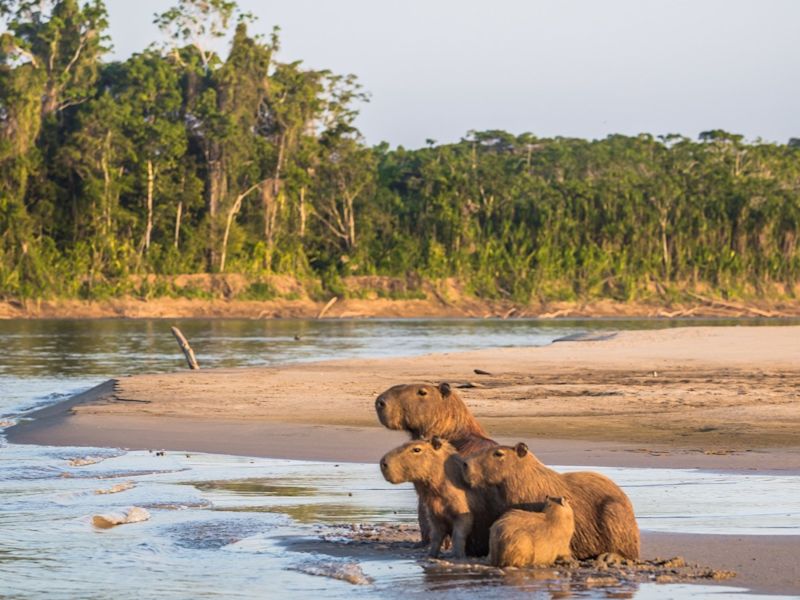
[7,325,800,595]
[10,326,800,456]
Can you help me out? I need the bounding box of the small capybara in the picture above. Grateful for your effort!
[375,382,496,455]
[380,437,493,557]
[463,443,640,560]
[489,496,575,567]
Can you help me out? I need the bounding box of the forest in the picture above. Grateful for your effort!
[2,0,799,305]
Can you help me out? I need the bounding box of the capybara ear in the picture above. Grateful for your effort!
[515,442,529,457]
[431,436,443,450]
[438,382,452,397]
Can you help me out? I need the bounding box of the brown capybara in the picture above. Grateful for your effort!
[375,382,496,455]
[489,496,575,567]
[463,443,640,560]
[375,382,498,544]
[379,437,494,557]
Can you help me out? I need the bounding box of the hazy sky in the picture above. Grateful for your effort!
[105,0,800,148]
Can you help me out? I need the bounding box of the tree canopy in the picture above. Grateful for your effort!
[1,1,798,303]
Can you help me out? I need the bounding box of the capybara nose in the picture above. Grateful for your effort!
[376,397,386,409]
[380,459,388,471]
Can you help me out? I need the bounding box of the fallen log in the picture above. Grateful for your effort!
[687,293,779,318]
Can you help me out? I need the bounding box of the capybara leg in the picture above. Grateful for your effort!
[450,513,473,559]
[428,523,446,558]
[417,499,431,546]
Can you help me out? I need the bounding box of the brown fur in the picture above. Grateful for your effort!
[375,382,498,545]
[464,443,640,560]
[375,383,496,455]
[379,438,493,557]
[489,497,575,567]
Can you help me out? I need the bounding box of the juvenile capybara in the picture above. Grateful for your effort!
[489,497,575,568]
[379,437,494,557]
[463,443,640,560]
[375,382,496,455]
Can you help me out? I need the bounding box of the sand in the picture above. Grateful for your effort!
[10,326,800,454]
[7,325,800,595]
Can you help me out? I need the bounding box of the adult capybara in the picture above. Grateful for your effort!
[489,497,575,567]
[375,382,498,544]
[463,443,640,560]
[375,382,496,455]
[380,437,494,557]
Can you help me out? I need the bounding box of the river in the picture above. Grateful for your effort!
[1,318,798,599]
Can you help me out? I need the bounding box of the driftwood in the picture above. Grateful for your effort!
[431,287,451,307]
[538,309,572,319]
[687,293,779,318]
[456,381,484,389]
[656,307,699,318]
[317,296,338,319]
[501,306,517,319]
[171,326,199,370]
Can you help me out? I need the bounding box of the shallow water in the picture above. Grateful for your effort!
[1,318,799,598]
[1,446,798,599]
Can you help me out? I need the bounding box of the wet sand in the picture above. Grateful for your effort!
[641,533,800,596]
[7,326,800,595]
[290,525,799,596]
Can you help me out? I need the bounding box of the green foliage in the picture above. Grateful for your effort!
[240,280,277,300]
[1,1,798,303]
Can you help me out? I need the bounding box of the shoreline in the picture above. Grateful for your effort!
[9,404,800,474]
[3,295,800,320]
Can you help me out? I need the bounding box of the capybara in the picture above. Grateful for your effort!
[380,437,494,557]
[463,443,640,560]
[375,382,496,455]
[375,382,498,544]
[489,497,575,567]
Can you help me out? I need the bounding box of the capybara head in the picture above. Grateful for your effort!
[375,382,482,440]
[544,496,575,530]
[463,442,536,487]
[379,436,456,484]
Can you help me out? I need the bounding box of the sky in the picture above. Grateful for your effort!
[105,0,800,148]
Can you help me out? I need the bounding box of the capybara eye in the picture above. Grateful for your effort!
[413,447,422,453]
[417,389,428,396]
[494,450,505,457]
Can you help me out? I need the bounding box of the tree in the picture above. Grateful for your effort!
[114,51,187,256]
[154,0,242,72]
[0,0,108,117]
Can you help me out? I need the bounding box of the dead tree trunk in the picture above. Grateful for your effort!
[171,326,199,370]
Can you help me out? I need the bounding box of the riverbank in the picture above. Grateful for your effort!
[7,325,800,595]
[3,283,800,320]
